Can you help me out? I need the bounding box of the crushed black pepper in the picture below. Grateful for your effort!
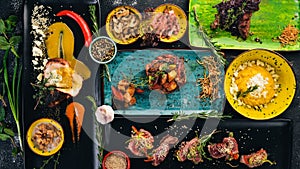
[91,38,115,62]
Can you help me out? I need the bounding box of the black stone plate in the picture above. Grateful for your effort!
[103,117,292,169]
[23,0,100,168]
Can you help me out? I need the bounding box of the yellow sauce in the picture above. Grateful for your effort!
[235,65,276,106]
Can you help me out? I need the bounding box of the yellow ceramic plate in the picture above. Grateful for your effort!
[27,118,64,156]
[106,6,142,45]
[224,49,296,120]
[153,3,187,43]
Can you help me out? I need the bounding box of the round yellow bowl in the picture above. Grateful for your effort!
[106,6,142,45]
[27,118,64,156]
[224,49,296,120]
[154,3,187,43]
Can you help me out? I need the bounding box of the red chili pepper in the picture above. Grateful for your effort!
[57,10,92,47]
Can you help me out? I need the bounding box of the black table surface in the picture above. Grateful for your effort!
[0,0,300,169]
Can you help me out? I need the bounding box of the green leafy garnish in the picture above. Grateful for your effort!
[0,15,23,154]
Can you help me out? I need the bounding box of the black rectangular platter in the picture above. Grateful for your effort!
[22,0,294,169]
[23,0,100,169]
[103,117,292,169]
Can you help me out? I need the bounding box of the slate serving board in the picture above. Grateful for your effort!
[103,117,292,169]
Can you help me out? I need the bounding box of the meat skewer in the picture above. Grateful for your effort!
[240,148,276,168]
[207,132,239,161]
[144,135,178,166]
[127,126,154,157]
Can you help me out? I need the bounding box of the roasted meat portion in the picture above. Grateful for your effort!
[145,54,186,94]
[240,148,275,168]
[145,135,178,166]
[175,137,204,164]
[127,126,154,157]
[151,7,180,39]
[43,58,83,97]
[208,133,239,161]
[111,79,137,109]
[175,130,217,164]
[211,0,261,39]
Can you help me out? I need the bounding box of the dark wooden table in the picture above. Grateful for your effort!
[0,0,299,169]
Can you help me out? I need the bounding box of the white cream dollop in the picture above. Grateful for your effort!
[95,105,115,125]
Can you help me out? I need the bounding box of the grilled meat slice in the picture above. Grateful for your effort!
[240,148,275,168]
[145,135,178,166]
[208,134,239,161]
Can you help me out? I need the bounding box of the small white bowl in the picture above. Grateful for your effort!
[89,36,117,64]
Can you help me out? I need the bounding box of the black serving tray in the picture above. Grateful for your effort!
[23,0,293,169]
[23,0,101,168]
[103,117,292,169]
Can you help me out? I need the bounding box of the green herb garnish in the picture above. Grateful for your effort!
[0,15,23,154]
[236,85,259,98]
[34,151,61,169]
[168,111,232,122]
[86,96,103,169]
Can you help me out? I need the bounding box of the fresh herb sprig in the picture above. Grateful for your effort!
[236,85,258,98]
[86,96,103,169]
[89,5,100,37]
[31,77,56,110]
[34,151,61,169]
[0,15,23,153]
[197,129,218,160]
[168,111,231,122]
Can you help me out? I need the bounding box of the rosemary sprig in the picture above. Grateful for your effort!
[104,64,111,82]
[53,151,61,169]
[197,129,218,160]
[236,85,258,98]
[86,96,103,169]
[89,5,100,37]
[38,155,54,169]
[168,111,232,122]
[34,151,61,169]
